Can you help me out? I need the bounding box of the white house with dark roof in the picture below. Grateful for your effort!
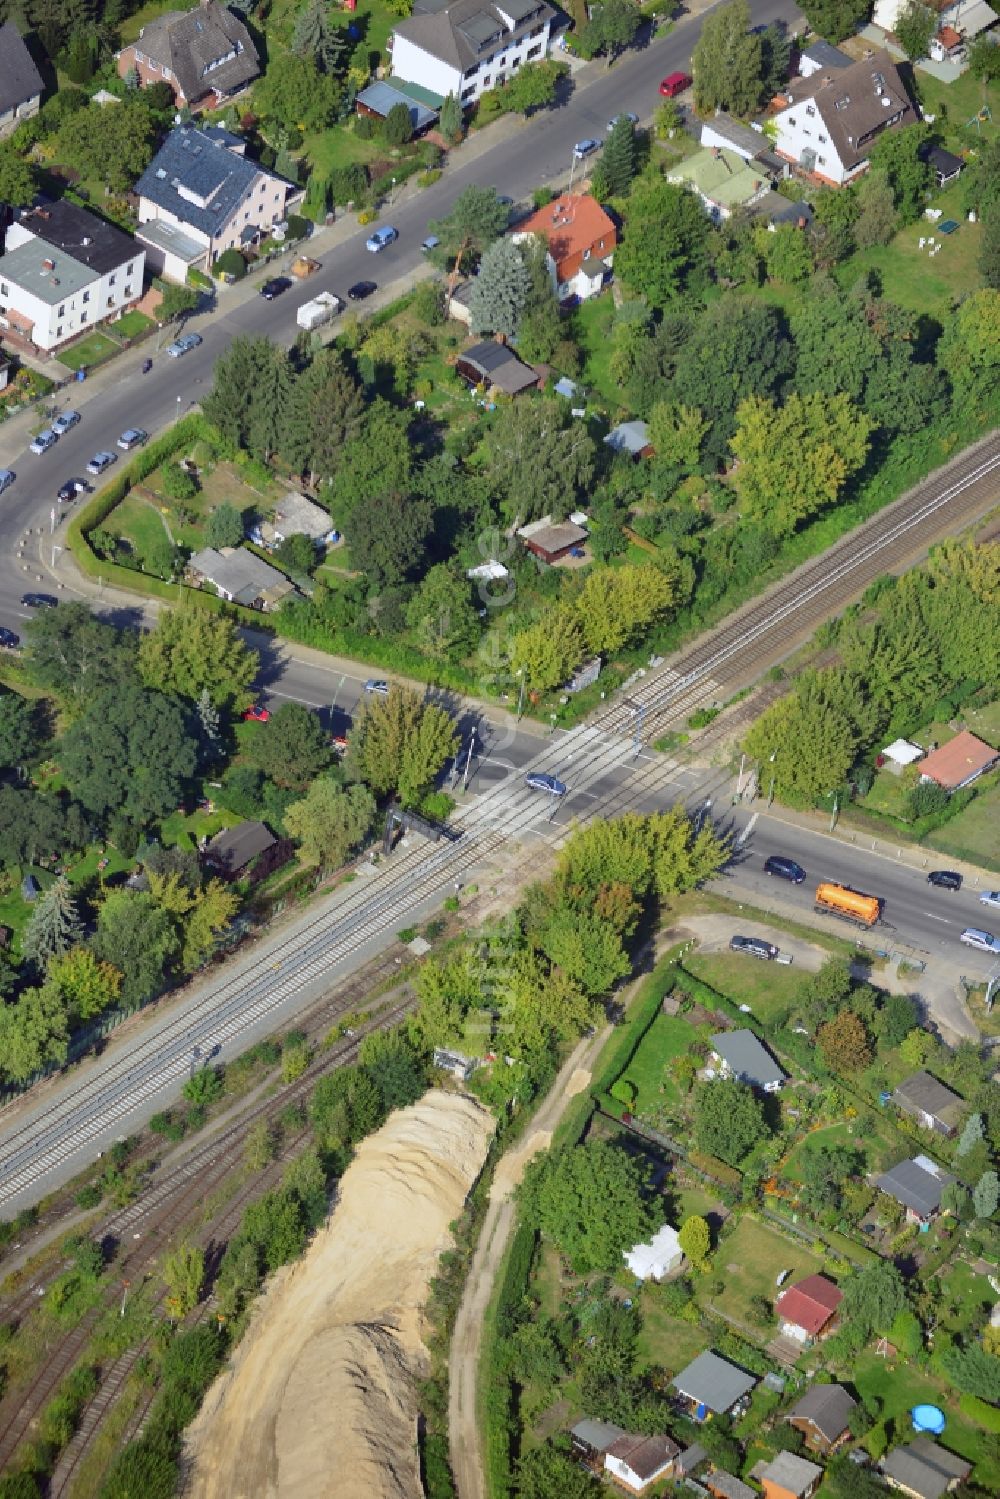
[134,124,299,276]
[389,0,554,106]
[710,1029,785,1093]
[0,23,43,137]
[0,201,144,351]
[116,0,259,109]
[772,50,916,186]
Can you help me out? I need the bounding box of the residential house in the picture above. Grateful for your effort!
[918,730,999,791]
[797,39,853,75]
[513,193,617,301]
[624,1223,684,1281]
[251,493,338,551]
[671,1351,757,1417]
[775,1274,843,1344]
[892,1072,965,1137]
[517,514,589,565]
[203,821,292,884]
[748,192,815,231]
[135,124,299,279]
[710,1029,785,1092]
[454,339,538,394]
[447,279,477,326]
[116,0,259,109]
[605,1433,680,1494]
[760,1452,823,1499]
[873,0,998,57]
[876,1155,956,1225]
[356,77,442,132]
[882,1439,972,1499]
[0,201,144,353]
[785,1384,857,1455]
[187,546,296,610]
[771,51,916,187]
[667,147,772,221]
[701,113,769,159]
[705,1471,756,1499]
[571,1418,627,1463]
[389,0,555,108]
[604,420,654,459]
[0,24,44,138]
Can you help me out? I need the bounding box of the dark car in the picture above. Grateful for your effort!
[927,869,962,891]
[730,934,778,961]
[260,276,292,300]
[525,772,567,797]
[348,280,377,301]
[57,478,89,503]
[21,592,58,609]
[0,626,19,648]
[764,855,806,884]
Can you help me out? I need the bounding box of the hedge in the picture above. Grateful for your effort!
[959,1393,1000,1433]
[481,1220,537,1499]
[688,1149,743,1189]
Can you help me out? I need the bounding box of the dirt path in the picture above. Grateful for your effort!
[448,1029,610,1499]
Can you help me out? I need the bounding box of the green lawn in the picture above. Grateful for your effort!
[57,331,119,373]
[859,771,916,822]
[620,1012,700,1115]
[635,1290,707,1376]
[110,310,154,340]
[853,1350,1000,1488]
[683,951,805,1026]
[781,1122,866,1185]
[571,294,619,408]
[160,805,240,851]
[300,123,386,178]
[701,1215,825,1329]
[834,184,983,317]
[104,492,171,561]
[925,777,1000,871]
[964,696,1000,743]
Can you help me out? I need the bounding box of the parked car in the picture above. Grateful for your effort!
[364,679,389,696]
[57,478,89,503]
[525,772,567,797]
[51,410,81,436]
[86,451,117,476]
[421,235,440,253]
[165,332,203,357]
[260,276,292,300]
[660,71,692,96]
[979,891,1000,910]
[348,280,377,301]
[0,626,19,648]
[21,592,58,609]
[960,928,1000,953]
[0,469,15,494]
[117,428,148,451]
[763,855,806,883]
[927,870,962,891]
[242,704,270,722]
[730,934,778,960]
[366,225,399,253]
[607,111,639,131]
[573,137,600,159]
[30,429,58,455]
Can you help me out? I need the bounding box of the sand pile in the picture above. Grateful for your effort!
[184,1090,495,1499]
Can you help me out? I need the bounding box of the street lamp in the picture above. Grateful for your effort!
[515,668,526,721]
[826,790,840,833]
[549,712,557,736]
[767,751,777,807]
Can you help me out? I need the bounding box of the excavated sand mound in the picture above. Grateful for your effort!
[184,1090,495,1499]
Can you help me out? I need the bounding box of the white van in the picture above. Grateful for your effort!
[960,928,1000,953]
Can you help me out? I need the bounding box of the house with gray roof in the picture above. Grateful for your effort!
[116,0,259,109]
[671,1350,757,1416]
[710,1029,786,1092]
[882,1439,971,1499]
[389,0,555,108]
[251,493,338,551]
[700,113,771,162]
[785,1383,856,1454]
[570,1418,626,1457]
[604,420,654,459]
[356,78,441,133]
[0,23,43,138]
[797,39,852,76]
[455,339,538,395]
[135,124,298,278]
[876,1155,955,1224]
[186,546,296,611]
[892,1072,965,1137]
[760,1451,823,1499]
[204,820,292,884]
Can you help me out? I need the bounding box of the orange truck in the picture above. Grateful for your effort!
[814,882,882,928]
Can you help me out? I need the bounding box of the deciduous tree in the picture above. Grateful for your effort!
[678,1214,711,1268]
[483,397,596,524]
[796,0,870,40]
[162,1242,204,1318]
[895,0,937,57]
[0,146,37,206]
[869,124,933,222]
[745,688,859,806]
[46,946,122,1021]
[284,778,376,868]
[24,601,137,703]
[55,98,155,192]
[248,702,331,789]
[348,489,433,588]
[253,52,341,131]
[841,1260,906,1340]
[576,563,678,654]
[61,684,198,825]
[94,890,179,1005]
[940,288,1000,403]
[817,1010,872,1073]
[693,1078,768,1164]
[510,606,585,693]
[692,0,765,115]
[138,609,258,707]
[538,907,630,996]
[405,565,481,660]
[204,502,245,550]
[730,392,873,535]
[0,982,70,1083]
[615,178,709,306]
[520,1139,658,1273]
[346,686,458,805]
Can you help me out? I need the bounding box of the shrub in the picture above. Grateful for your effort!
[75,1183,103,1209]
[160,464,198,502]
[418,168,443,188]
[213,248,245,281]
[959,1393,1000,1433]
[286,213,309,241]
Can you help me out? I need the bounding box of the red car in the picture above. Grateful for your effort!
[660,71,692,97]
[243,704,270,722]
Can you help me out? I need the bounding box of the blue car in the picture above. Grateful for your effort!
[366,226,399,253]
[525,772,567,797]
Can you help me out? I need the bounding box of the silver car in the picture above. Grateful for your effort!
[30,429,59,455]
[166,332,203,358]
[52,410,81,436]
[86,451,117,476]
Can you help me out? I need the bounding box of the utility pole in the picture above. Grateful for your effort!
[516,670,525,721]
[462,729,476,792]
[767,751,777,807]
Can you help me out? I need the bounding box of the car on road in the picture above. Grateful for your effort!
[421,235,440,253]
[763,855,806,883]
[979,891,1000,910]
[0,626,19,648]
[29,429,59,455]
[86,451,117,476]
[660,70,692,96]
[348,280,377,301]
[525,772,567,797]
[117,428,148,451]
[260,276,292,300]
[927,869,962,891]
[364,679,389,696]
[21,592,58,609]
[960,927,1000,952]
[608,111,639,131]
[57,477,89,503]
[573,137,600,159]
[242,704,270,722]
[366,225,399,253]
[166,332,203,357]
[51,410,81,436]
[0,469,15,494]
[730,933,778,960]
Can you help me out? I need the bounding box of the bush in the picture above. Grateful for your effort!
[419,168,443,188]
[329,163,367,206]
[160,464,198,502]
[75,1183,103,1209]
[286,213,309,241]
[213,248,245,281]
[354,115,377,139]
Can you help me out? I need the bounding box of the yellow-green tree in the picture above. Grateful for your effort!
[284,779,376,869]
[576,564,677,655]
[346,686,458,806]
[46,946,122,1021]
[162,1242,204,1318]
[138,608,259,707]
[731,391,873,534]
[648,401,709,473]
[510,606,585,694]
[678,1214,711,1269]
[745,689,858,806]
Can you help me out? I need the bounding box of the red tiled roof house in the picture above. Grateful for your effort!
[513,193,616,302]
[775,1275,843,1345]
[918,730,999,791]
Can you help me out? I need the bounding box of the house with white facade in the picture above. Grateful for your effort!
[0,24,44,138]
[512,193,616,301]
[389,0,554,107]
[135,124,299,279]
[771,50,916,186]
[0,201,144,353]
[873,0,997,59]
